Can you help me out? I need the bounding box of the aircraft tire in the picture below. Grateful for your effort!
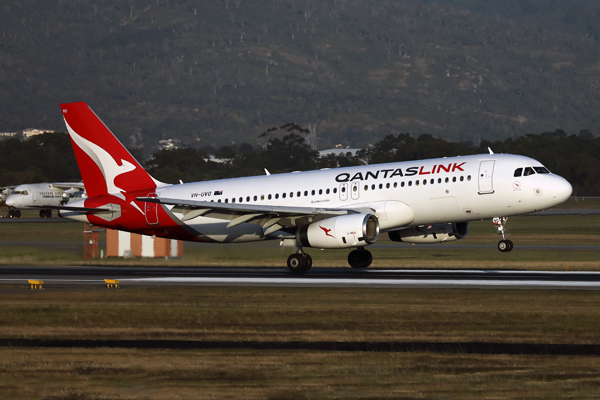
[302,254,313,271]
[348,249,372,269]
[15,210,21,218]
[498,240,513,252]
[287,253,306,273]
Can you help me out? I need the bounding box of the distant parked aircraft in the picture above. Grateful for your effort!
[4,182,85,218]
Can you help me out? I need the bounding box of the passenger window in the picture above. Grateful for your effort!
[379,184,383,189]
[311,190,315,196]
[304,191,308,196]
[282,193,286,198]
[467,175,471,181]
[231,198,235,203]
[326,188,330,194]
[254,196,258,201]
[514,168,523,177]
[408,181,412,187]
[290,192,294,198]
[246,196,250,202]
[401,182,405,187]
[297,191,301,197]
[445,177,449,183]
[430,179,434,184]
[275,194,279,199]
[225,199,229,203]
[460,176,464,182]
[239,197,243,203]
[386,183,390,189]
[333,188,337,194]
[319,189,322,195]
[261,195,264,200]
[341,187,345,193]
[416,181,420,186]
[364,185,368,191]
[524,167,535,176]
[371,184,375,190]
[218,199,221,203]
[452,177,457,182]
[268,194,272,200]
[423,180,427,185]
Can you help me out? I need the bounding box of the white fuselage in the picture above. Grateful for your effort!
[148,153,571,243]
[5,184,67,209]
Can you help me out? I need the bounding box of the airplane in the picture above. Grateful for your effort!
[57,102,572,271]
[4,182,85,218]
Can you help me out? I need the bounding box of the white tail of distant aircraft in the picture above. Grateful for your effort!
[58,102,572,271]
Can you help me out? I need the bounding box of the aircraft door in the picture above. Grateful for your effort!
[145,193,159,225]
[339,183,348,201]
[31,187,37,203]
[351,182,360,200]
[478,160,495,194]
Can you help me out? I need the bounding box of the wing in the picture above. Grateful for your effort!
[49,182,86,190]
[138,197,373,235]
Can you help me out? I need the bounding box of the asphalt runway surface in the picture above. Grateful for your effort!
[1,265,600,289]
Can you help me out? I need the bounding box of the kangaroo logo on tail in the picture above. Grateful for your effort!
[61,102,163,200]
[65,119,136,200]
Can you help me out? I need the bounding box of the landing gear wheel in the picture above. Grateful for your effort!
[348,249,373,269]
[287,252,312,272]
[15,210,21,218]
[39,209,51,218]
[302,254,313,271]
[498,239,513,253]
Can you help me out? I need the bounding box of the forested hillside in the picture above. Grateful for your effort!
[2,130,598,196]
[1,0,600,153]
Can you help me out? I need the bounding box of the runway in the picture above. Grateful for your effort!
[1,266,599,289]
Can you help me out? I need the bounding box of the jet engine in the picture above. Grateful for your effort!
[297,213,379,249]
[388,222,469,244]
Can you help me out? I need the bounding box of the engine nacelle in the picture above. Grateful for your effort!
[297,213,379,249]
[388,222,469,244]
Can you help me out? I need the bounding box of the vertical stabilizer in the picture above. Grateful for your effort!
[60,102,161,198]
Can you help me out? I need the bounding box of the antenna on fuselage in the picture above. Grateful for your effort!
[488,147,494,155]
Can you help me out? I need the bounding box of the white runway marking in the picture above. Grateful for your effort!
[118,277,600,288]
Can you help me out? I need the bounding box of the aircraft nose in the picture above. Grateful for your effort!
[5,196,14,207]
[552,176,572,204]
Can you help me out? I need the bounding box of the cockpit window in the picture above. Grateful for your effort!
[533,166,550,174]
[523,167,535,176]
[13,190,28,195]
[514,168,523,177]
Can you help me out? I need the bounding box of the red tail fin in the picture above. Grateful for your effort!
[60,102,160,198]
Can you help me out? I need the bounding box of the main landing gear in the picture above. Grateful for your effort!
[8,209,21,218]
[348,247,373,269]
[39,209,52,218]
[493,217,514,252]
[287,250,313,272]
[286,247,374,272]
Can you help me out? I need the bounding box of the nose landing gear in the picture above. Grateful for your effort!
[493,217,513,252]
